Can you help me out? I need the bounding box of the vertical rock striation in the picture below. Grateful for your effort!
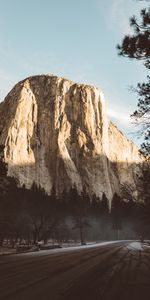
[0,75,144,204]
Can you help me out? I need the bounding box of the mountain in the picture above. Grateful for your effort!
[0,75,144,205]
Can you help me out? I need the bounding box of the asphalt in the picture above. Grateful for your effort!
[0,241,150,300]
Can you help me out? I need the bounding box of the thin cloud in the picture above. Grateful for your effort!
[109,0,132,35]
[96,0,144,36]
[108,107,131,127]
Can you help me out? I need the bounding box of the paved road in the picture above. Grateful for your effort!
[0,241,150,300]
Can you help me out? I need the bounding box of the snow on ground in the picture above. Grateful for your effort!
[12,240,128,257]
[127,242,143,251]
[0,248,16,255]
[2,240,148,257]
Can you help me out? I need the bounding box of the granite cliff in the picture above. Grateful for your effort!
[0,75,144,205]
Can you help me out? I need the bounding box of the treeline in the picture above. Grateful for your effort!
[0,182,109,246]
[0,156,150,247]
[0,181,149,247]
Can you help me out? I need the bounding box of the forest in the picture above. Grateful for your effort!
[0,154,150,252]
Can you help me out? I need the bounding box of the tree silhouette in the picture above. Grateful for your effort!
[25,184,60,244]
[111,193,123,240]
[100,193,109,214]
[72,215,91,245]
[117,2,150,156]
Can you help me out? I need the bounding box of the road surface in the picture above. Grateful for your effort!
[0,241,150,300]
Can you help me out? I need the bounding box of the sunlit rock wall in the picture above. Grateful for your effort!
[0,75,144,204]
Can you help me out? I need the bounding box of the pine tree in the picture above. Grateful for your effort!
[111,193,123,240]
[117,3,150,156]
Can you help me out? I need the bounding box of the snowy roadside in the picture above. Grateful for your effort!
[0,247,16,255]
[0,240,129,257]
[1,240,150,257]
[0,241,118,256]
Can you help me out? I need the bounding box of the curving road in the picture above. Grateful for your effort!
[0,241,150,300]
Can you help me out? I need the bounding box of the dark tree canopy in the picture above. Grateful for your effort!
[117,3,150,156]
[117,8,150,67]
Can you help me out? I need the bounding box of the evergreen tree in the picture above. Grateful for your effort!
[111,193,123,240]
[100,193,109,214]
[72,215,91,245]
[117,2,150,156]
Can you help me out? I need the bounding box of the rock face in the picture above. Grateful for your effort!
[0,75,143,205]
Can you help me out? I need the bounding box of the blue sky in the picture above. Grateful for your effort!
[0,0,148,145]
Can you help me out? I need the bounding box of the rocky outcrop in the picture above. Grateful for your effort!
[0,75,144,206]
